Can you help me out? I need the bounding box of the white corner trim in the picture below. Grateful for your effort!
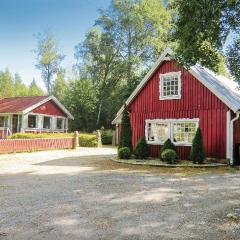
[226,110,231,160]
[230,111,240,164]
[22,96,74,119]
[159,71,182,100]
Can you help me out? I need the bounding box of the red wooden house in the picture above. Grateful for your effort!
[0,96,73,138]
[112,48,240,165]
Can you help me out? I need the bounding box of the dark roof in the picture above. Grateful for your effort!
[0,96,48,113]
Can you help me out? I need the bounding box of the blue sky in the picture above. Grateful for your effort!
[0,0,111,89]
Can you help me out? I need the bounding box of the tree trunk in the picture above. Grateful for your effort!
[96,100,102,127]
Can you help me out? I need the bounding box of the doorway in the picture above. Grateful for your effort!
[234,143,240,166]
[12,115,18,133]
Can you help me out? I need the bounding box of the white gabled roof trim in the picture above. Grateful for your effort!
[23,96,74,119]
[112,48,240,124]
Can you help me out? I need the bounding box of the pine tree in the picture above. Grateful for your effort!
[190,127,205,164]
[134,137,149,159]
[119,104,132,151]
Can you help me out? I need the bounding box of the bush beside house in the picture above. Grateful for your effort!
[134,137,149,159]
[161,149,177,164]
[118,104,133,159]
[190,127,205,164]
[118,147,131,159]
[159,138,177,160]
[119,104,132,150]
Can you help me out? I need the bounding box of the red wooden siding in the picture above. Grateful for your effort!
[126,60,229,159]
[32,100,67,117]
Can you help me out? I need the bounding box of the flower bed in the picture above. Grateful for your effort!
[112,158,228,168]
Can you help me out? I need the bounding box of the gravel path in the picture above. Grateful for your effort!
[0,148,240,240]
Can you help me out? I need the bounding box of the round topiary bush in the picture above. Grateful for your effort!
[161,149,177,164]
[118,147,131,159]
[159,138,177,159]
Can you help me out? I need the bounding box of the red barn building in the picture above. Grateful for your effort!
[0,96,73,138]
[113,48,240,165]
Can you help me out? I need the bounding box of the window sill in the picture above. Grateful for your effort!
[147,141,192,147]
[159,96,181,100]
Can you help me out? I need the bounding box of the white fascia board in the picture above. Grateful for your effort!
[22,96,74,120]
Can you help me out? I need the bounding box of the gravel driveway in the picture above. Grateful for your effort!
[0,148,240,240]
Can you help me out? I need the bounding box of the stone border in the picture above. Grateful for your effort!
[111,158,228,168]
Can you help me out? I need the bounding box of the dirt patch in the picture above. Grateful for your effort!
[89,159,239,176]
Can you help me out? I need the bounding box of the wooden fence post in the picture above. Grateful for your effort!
[73,131,79,149]
[96,130,102,147]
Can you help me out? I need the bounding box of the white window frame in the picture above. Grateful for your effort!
[56,117,64,130]
[43,116,52,130]
[159,71,182,100]
[145,118,199,146]
[28,114,38,129]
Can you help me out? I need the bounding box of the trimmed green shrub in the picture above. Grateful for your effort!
[161,149,177,164]
[159,138,177,159]
[119,104,132,151]
[134,137,149,159]
[79,133,98,147]
[11,132,74,139]
[118,147,131,159]
[190,127,205,164]
[101,129,113,145]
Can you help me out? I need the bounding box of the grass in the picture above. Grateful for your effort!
[88,158,239,176]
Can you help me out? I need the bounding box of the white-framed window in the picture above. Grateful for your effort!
[43,116,51,129]
[28,115,37,128]
[0,116,8,127]
[146,120,170,144]
[56,118,64,130]
[160,71,181,100]
[145,119,199,145]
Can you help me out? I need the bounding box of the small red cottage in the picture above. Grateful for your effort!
[113,48,240,164]
[0,96,73,138]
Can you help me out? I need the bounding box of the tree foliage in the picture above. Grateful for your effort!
[119,104,132,150]
[172,0,240,72]
[0,70,44,98]
[35,31,64,94]
[226,36,240,83]
[134,137,149,159]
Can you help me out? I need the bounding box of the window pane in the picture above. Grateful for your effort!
[43,117,51,129]
[161,73,180,98]
[147,122,169,142]
[173,122,197,143]
[56,118,63,129]
[28,115,37,128]
[0,116,8,127]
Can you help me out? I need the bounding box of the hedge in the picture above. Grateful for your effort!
[101,129,113,145]
[79,133,98,147]
[10,132,74,139]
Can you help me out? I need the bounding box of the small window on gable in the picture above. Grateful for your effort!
[160,72,181,100]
